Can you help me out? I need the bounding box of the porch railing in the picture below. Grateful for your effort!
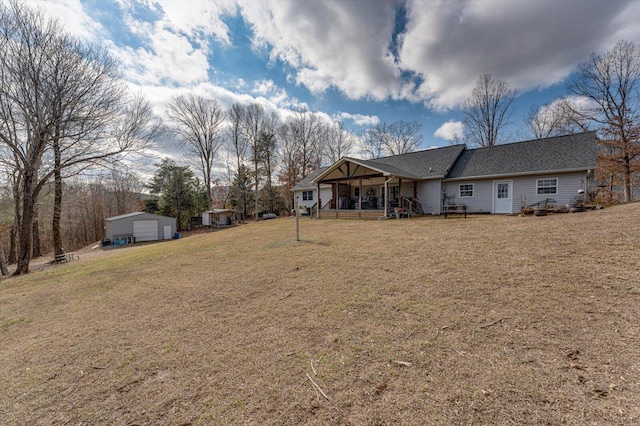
[402,196,426,216]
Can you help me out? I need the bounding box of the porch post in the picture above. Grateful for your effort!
[358,177,362,210]
[316,182,321,219]
[384,179,389,217]
[398,178,403,210]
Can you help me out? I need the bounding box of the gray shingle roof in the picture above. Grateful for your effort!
[292,167,329,190]
[446,132,597,179]
[367,144,466,179]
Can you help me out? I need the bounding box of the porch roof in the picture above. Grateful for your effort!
[312,144,466,183]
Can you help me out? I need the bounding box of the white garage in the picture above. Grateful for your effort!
[105,212,176,244]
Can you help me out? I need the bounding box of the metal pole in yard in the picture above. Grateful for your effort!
[296,196,300,241]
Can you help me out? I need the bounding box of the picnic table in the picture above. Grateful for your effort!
[52,252,79,264]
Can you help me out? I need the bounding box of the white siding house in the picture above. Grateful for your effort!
[302,132,597,218]
[292,167,332,215]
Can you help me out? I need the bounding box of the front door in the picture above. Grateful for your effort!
[494,181,512,214]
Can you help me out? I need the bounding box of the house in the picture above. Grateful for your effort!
[292,132,597,218]
[202,209,237,227]
[104,212,177,243]
[291,167,332,215]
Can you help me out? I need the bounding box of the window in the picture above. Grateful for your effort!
[537,178,557,195]
[459,184,474,197]
[302,190,313,201]
[354,187,360,197]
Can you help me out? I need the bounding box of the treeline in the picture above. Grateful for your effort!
[0,2,161,274]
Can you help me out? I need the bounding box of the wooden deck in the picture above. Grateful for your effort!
[318,209,386,220]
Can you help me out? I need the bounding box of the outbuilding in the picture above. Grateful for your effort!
[105,212,176,243]
[202,209,237,227]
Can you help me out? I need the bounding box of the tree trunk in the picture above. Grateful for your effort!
[14,170,36,276]
[9,217,19,265]
[0,239,9,276]
[32,205,42,258]
[623,155,632,203]
[9,179,21,264]
[53,138,64,255]
[254,160,259,221]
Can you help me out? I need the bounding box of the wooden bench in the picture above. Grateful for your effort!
[443,204,467,218]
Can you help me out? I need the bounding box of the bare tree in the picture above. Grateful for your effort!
[360,128,385,159]
[105,168,144,216]
[241,103,267,219]
[324,121,355,163]
[567,40,640,202]
[526,98,593,139]
[382,120,423,155]
[277,124,300,211]
[166,93,226,212]
[463,74,517,147]
[526,103,564,139]
[281,109,325,177]
[0,1,161,274]
[260,112,280,213]
[226,103,248,216]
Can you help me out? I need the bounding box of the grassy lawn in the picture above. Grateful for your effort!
[1,204,639,425]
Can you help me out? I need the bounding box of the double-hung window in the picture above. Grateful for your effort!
[459,184,474,197]
[536,178,557,195]
[302,190,313,201]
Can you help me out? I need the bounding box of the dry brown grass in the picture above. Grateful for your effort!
[1,204,639,425]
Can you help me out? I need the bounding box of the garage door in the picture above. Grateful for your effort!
[133,220,158,242]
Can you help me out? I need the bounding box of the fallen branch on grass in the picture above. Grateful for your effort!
[434,325,448,340]
[296,377,310,390]
[306,373,330,400]
[479,317,509,329]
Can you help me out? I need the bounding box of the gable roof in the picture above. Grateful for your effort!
[105,212,174,221]
[292,167,330,191]
[311,144,466,183]
[367,144,466,179]
[105,212,147,221]
[446,132,597,180]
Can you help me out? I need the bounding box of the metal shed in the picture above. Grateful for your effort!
[105,212,177,243]
[202,209,237,227]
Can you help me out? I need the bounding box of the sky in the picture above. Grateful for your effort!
[17,0,640,159]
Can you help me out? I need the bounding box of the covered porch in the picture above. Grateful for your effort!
[312,158,425,219]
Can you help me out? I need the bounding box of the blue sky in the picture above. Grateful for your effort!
[21,0,640,156]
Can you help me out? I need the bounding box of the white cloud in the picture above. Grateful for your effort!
[22,0,105,42]
[434,121,464,141]
[400,0,635,109]
[238,0,411,101]
[151,0,236,46]
[113,24,210,86]
[334,112,380,127]
[237,0,637,109]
